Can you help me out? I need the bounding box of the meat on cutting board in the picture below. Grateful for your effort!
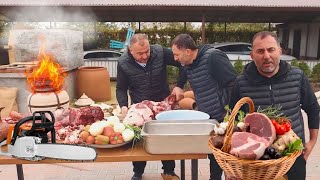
[244,112,276,146]
[123,98,173,126]
[123,103,154,126]
[230,132,269,160]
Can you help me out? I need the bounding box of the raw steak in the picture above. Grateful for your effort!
[244,112,276,146]
[123,103,154,126]
[123,96,175,126]
[230,132,269,160]
[54,106,104,127]
[69,106,104,126]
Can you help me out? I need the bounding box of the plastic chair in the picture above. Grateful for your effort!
[109,27,135,49]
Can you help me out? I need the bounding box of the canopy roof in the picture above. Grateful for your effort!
[0,0,320,22]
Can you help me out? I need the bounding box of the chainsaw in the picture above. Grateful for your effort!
[0,111,97,161]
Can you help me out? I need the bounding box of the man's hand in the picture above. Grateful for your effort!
[303,129,318,160]
[121,106,128,117]
[171,87,184,101]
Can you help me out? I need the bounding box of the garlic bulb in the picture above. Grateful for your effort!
[237,122,245,130]
[214,123,227,135]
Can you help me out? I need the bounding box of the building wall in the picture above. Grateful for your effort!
[280,23,320,59]
[307,23,320,59]
[8,29,84,71]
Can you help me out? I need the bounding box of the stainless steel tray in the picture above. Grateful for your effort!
[141,120,218,154]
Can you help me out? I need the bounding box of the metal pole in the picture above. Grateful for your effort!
[94,22,97,48]
[138,22,141,32]
[269,22,271,31]
[224,22,227,41]
[191,159,198,180]
[201,14,206,45]
[16,164,24,180]
[180,160,185,180]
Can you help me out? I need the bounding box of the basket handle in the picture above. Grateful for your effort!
[221,97,255,152]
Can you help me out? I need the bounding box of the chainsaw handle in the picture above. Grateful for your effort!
[11,115,34,145]
[11,111,56,145]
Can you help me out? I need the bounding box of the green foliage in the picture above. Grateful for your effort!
[82,22,268,48]
[0,22,268,49]
[234,58,244,74]
[166,66,179,84]
[311,63,320,82]
[299,62,311,77]
[205,23,269,43]
[0,21,12,38]
[291,60,300,67]
[291,60,311,77]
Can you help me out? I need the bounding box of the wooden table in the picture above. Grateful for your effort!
[0,141,207,180]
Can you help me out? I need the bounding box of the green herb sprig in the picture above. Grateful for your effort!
[281,139,304,156]
[224,105,246,124]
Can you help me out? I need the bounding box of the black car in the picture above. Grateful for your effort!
[83,49,122,61]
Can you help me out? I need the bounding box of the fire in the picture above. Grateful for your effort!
[25,35,66,93]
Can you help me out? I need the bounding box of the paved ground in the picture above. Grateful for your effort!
[1,82,319,180]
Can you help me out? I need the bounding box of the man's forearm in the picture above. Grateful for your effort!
[309,129,319,144]
[116,90,129,107]
[176,68,187,88]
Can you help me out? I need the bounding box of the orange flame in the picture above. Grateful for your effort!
[25,35,66,93]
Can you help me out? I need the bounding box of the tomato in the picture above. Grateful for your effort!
[284,122,291,132]
[271,120,277,126]
[272,120,285,135]
[275,125,286,135]
[271,118,291,135]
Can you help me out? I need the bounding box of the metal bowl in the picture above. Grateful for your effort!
[155,110,210,120]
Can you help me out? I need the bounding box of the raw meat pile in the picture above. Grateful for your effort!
[53,106,104,143]
[123,95,176,126]
[54,106,104,127]
[4,107,104,144]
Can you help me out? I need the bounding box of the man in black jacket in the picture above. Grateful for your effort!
[230,31,319,180]
[116,33,186,180]
[171,34,237,180]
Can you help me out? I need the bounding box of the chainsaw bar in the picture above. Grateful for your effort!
[36,143,98,162]
[9,136,97,162]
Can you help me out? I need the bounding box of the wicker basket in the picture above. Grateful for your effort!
[208,97,302,180]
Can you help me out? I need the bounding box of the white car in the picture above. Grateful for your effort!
[211,42,296,61]
[83,49,123,79]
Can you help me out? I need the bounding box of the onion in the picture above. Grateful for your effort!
[122,129,135,142]
[113,123,126,133]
